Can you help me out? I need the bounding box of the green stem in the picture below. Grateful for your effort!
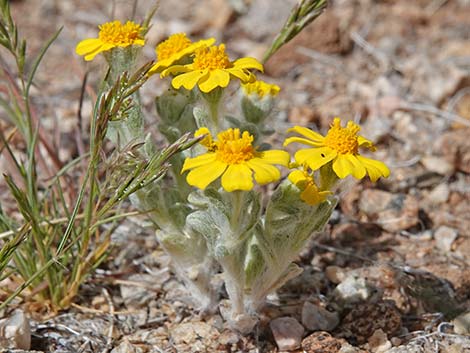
[230,190,244,234]
[221,252,245,316]
[201,87,223,132]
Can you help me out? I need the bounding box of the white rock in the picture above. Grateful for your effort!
[434,226,458,252]
[334,275,371,303]
[0,310,31,350]
[428,183,450,204]
[301,302,339,332]
[270,317,304,351]
[421,156,454,175]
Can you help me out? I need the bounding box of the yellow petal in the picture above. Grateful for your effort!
[221,164,253,191]
[198,69,230,93]
[227,68,253,83]
[186,160,227,189]
[345,154,367,179]
[181,37,215,56]
[148,60,167,75]
[301,185,329,205]
[358,135,376,151]
[160,65,191,78]
[295,147,336,170]
[257,150,290,166]
[172,70,208,90]
[196,37,216,47]
[246,159,281,185]
[288,170,308,187]
[283,136,324,148]
[151,55,185,74]
[232,57,264,72]
[286,126,324,144]
[181,153,217,172]
[356,155,390,182]
[83,42,114,61]
[332,154,355,179]
[83,47,106,61]
[75,38,102,56]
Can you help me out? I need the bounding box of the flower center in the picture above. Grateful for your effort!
[323,118,360,154]
[215,128,255,164]
[98,20,143,46]
[156,33,192,61]
[193,44,231,70]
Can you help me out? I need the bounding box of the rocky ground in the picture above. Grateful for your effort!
[1,0,470,352]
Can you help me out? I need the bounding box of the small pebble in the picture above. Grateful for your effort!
[334,275,371,304]
[270,317,304,351]
[301,331,346,353]
[367,329,391,353]
[421,156,454,175]
[434,226,458,252]
[390,337,402,346]
[325,266,346,284]
[301,302,339,332]
[427,183,450,204]
[0,310,31,350]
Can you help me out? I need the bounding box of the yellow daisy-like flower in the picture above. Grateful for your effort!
[284,118,390,182]
[76,20,145,61]
[148,33,215,74]
[288,167,331,206]
[182,127,290,191]
[161,44,263,93]
[242,80,280,98]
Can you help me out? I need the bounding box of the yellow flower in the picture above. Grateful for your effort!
[242,80,280,98]
[182,127,290,191]
[284,118,390,182]
[149,33,215,74]
[288,167,331,205]
[76,20,145,61]
[161,44,263,93]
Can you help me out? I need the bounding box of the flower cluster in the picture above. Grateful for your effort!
[183,117,390,203]
[75,24,391,334]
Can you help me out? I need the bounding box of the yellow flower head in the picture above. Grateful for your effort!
[161,44,264,93]
[76,20,145,61]
[284,118,390,182]
[288,166,331,205]
[182,127,290,191]
[242,80,280,98]
[149,33,215,74]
